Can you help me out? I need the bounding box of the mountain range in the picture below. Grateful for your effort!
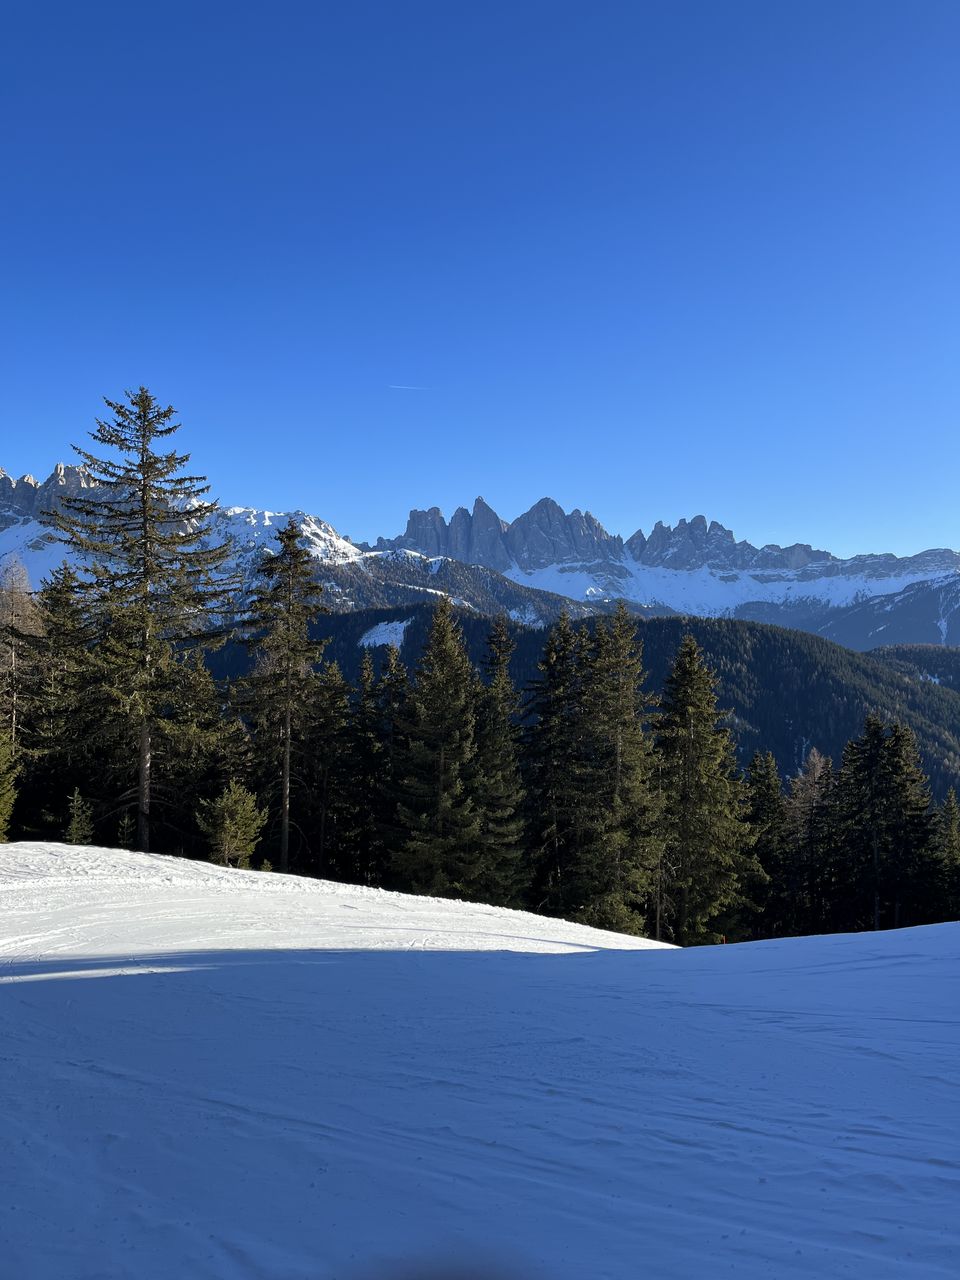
[3,463,960,649]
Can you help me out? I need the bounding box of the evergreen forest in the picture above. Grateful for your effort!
[2,388,959,945]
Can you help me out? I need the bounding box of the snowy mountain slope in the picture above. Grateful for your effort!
[0,467,594,624]
[0,465,362,589]
[6,465,960,645]
[3,844,958,1280]
[383,497,960,647]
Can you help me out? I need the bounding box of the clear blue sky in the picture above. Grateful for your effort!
[1,0,957,556]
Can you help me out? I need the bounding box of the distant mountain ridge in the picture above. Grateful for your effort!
[380,494,959,579]
[376,495,960,647]
[3,464,960,648]
[0,465,594,628]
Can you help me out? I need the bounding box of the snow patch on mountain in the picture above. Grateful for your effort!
[506,560,955,616]
[359,617,413,649]
[220,506,362,566]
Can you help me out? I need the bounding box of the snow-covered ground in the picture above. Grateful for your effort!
[359,617,414,649]
[505,558,958,617]
[2,844,957,1279]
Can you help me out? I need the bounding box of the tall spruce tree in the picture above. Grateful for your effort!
[391,598,482,897]
[357,644,410,886]
[243,518,326,873]
[15,565,100,838]
[934,787,960,922]
[568,605,662,933]
[0,559,39,751]
[779,748,835,936]
[50,388,233,851]
[655,634,756,945]
[743,750,784,937]
[833,716,936,930]
[304,661,353,879]
[523,611,583,915]
[346,651,384,885]
[471,617,529,906]
[162,646,246,856]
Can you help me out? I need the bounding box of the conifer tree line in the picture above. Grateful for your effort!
[2,387,959,942]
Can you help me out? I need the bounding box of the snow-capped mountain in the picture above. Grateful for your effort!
[378,496,960,647]
[4,465,960,647]
[0,466,591,627]
[0,464,362,585]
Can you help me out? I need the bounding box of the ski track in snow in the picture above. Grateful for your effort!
[1,843,958,1279]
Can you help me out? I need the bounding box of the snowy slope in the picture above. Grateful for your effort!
[504,557,954,617]
[2,845,958,1279]
[359,617,414,649]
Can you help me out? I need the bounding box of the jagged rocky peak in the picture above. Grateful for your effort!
[623,515,838,572]
[635,515,741,569]
[0,462,94,522]
[465,497,512,571]
[398,505,448,557]
[385,496,623,572]
[505,498,621,569]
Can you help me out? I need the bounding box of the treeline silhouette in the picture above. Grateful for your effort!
[1,387,958,944]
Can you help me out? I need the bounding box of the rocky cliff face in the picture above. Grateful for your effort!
[0,464,96,524]
[382,497,960,583]
[624,516,833,572]
[383,496,623,572]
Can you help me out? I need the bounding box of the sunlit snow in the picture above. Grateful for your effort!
[359,618,414,649]
[2,844,957,1279]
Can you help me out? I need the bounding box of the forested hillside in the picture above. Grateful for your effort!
[4,388,959,948]
[210,605,960,798]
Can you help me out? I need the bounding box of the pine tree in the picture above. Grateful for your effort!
[50,388,234,852]
[243,518,326,873]
[0,730,17,842]
[66,788,95,845]
[933,788,960,921]
[197,781,267,868]
[14,564,106,839]
[742,751,783,937]
[779,748,835,935]
[523,611,584,915]
[392,599,482,897]
[117,810,135,849]
[305,661,353,879]
[655,634,756,945]
[471,617,529,906]
[833,717,935,930]
[568,605,662,933]
[0,559,38,751]
[348,651,384,884]
[352,645,409,886]
[162,646,248,856]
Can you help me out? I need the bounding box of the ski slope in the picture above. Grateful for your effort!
[2,844,958,1279]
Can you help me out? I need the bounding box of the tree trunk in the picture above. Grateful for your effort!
[678,882,689,947]
[137,720,151,852]
[318,767,328,877]
[280,705,291,873]
[872,828,880,930]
